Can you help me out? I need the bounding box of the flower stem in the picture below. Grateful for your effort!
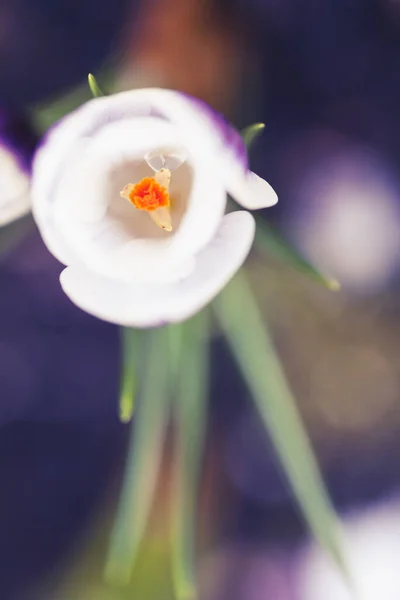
[170,312,210,600]
[240,122,265,148]
[214,272,350,584]
[254,219,340,290]
[0,215,34,264]
[88,73,105,97]
[119,327,138,423]
[105,327,171,585]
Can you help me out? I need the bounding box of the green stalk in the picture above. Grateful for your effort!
[119,327,138,423]
[240,123,265,148]
[88,73,105,97]
[214,272,350,582]
[170,313,210,600]
[255,220,340,290]
[0,215,34,263]
[105,327,171,585]
[240,121,338,291]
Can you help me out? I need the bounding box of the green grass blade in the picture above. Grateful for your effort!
[255,220,340,290]
[240,120,339,290]
[0,215,34,263]
[31,71,113,134]
[119,328,138,423]
[241,123,265,148]
[105,327,171,586]
[30,85,91,133]
[88,73,105,97]
[214,273,349,581]
[171,313,210,600]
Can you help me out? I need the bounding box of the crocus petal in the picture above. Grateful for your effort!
[33,89,224,210]
[0,145,30,225]
[0,110,36,226]
[225,167,278,210]
[176,93,278,210]
[180,94,248,169]
[32,89,228,269]
[59,211,255,327]
[40,115,226,283]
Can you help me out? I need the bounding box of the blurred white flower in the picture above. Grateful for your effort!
[286,143,400,293]
[0,141,31,226]
[32,88,277,327]
[297,498,400,600]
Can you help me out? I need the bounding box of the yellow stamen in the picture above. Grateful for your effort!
[150,206,172,232]
[120,168,173,231]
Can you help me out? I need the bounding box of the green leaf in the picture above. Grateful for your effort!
[31,70,113,134]
[255,220,340,290]
[105,327,171,586]
[170,312,210,600]
[30,84,91,133]
[0,215,34,263]
[88,73,105,97]
[240,121,339,291]
[241,123,265,148]
[214,273,350,583]
[119,328,138,423]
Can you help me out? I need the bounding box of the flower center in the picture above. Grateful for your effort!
[127,177,170,211]
[120,168,173,232]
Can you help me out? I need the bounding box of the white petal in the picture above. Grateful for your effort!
[32,88,223,211]
[145,146,188,172]
[226,167,278,210]
[0,147,31,226]
[172,93,279,210]
[47,115,225,283]
[32,90,228,270]
[60,211,255,327]
[31,138,88,265]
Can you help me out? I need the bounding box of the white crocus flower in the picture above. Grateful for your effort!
[0,112,33,226]
[32,88,277,327]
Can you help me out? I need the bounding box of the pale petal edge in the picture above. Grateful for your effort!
[227,168,278,210]
[0,194,31,226]
[60,211,255,328]
[31,88,228,267]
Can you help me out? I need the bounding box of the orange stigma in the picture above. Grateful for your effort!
[124,177,170,212]
[120,168,173,231]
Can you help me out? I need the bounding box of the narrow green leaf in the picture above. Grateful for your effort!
[214,273,350,582]
[88,73,105,97]
[240,121,339,291]
[255,220,340,290]
[168,320,185,384]
[31,84,91,133]
[0,215,34,263]
[119,327,138,423]
[171,312,209,600]
[31,70,114,134]
[105,327,171,586]
[241,122,265,148]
